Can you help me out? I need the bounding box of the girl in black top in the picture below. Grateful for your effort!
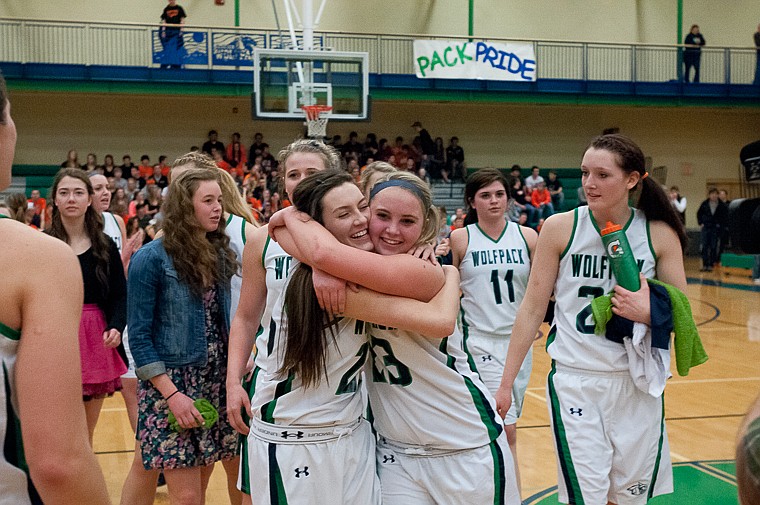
[48,167,127,444]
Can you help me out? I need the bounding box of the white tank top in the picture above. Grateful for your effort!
[0,319,37,504]
[225,214,247,320]
[102,211,122,253]
[366,324,503,449]
[255,236,295,359]
[459,222,531,338]
[251,266,366,426]
[549,206,656,372]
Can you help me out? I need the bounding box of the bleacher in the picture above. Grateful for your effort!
[3,164,59,198]
[6,164,584,214]
[432,167,583,211]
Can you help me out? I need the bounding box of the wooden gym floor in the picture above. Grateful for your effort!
[94,258,760,504]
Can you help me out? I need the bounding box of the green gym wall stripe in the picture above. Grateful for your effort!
[7,79,760,109]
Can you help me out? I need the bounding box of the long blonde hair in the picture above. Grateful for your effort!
[217,168,256,225]
[162,169,237,296]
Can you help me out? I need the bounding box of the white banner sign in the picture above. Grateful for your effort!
[413,40,536,82]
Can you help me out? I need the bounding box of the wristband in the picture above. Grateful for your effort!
[166,390,180,401]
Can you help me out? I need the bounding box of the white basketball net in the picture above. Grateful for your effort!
[302,105,332,139]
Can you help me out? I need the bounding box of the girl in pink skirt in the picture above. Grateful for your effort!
[48,168,127,444]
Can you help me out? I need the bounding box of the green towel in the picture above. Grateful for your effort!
[590,279,708,376]
[167,398,220,432]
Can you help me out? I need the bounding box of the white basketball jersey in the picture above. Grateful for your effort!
[0,320,36,504]
[366,324,503,450]
[225,214,247,320]
[102,211,122,253]
[255,236,296,359]
[251,272,367,426]
[549,206,656,372]
[459,222,531,338]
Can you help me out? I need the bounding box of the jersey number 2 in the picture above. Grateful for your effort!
[490,269,515,304]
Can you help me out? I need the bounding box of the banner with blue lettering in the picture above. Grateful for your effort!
[413,40,536,82]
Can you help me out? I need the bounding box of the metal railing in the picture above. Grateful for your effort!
[1,17,758,85]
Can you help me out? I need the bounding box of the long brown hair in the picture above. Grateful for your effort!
[280,170,354,388]
[48,168,113,298]
[585,134,687,251]
[162,169,237,296]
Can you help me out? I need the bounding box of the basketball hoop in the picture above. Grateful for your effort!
[302,105,332,139]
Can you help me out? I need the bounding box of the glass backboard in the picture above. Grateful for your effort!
[252,48,369,120]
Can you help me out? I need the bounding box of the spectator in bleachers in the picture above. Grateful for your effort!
[103,154,116,178]
[61,149,79,168]
[27,189,46,228]
[509,177,535,225]
[546,170,564,212]
[524,165,544,193]
[378,138,391,161]
[145,184,162,219]
[157,155,170,177]
[248,132,265,166]
[148,164,169,190]
[211,147,233,175]
[48,168,127,445]
[530,180,554,221]
[126,176,140,201]
[82,153,100,173]
[509,165,524,187]
[226,132,247,176]
[135,202,152,232]
[110,188,129,220]
[697,187,728,272]
[202,129,225,156]
[112,165,129,192]
[412,121,436,171]
[446,136,466,181]
[120,154,136,174]
[342,131,363,158]
[430,137,447,182]
[329,134,343,151]
[260,144,277,174]
[122,216,145,271]
[391,136,405,163]
[138,155,153,180]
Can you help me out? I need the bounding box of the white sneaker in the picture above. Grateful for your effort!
[754,278,760,285]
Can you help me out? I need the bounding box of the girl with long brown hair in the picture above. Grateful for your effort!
[47,167,128,444]
[128,168,239,504]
